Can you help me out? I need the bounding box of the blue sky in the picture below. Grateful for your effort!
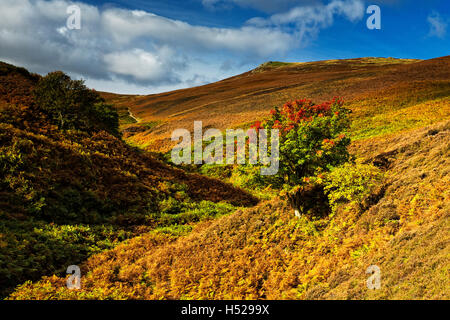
[0,0,448,94]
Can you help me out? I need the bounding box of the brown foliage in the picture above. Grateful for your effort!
[10,121,449,300]
[106,56,450,152]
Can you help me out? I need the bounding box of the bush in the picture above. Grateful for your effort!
[33,71,119,137]
[89,102,121,137]
[324,162,384,213]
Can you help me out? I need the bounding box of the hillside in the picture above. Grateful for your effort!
[9,120,449,300]
[2,56,449,300]
[108,57,450,152]
[0,62,257,297]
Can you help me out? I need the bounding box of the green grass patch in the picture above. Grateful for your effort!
[0,216,133,298]
[140,121,162,131]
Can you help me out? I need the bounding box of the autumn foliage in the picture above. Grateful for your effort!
[249,98,351,215]
[1,58,449,301]
[259,98,351,184]
[0,62,256,297]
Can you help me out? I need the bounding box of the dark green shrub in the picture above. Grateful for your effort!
[33,71,120,137]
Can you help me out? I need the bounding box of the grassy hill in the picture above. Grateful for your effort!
[8,119,449,300]
[109,57,450,152]
[2,56,449,300]
[0,62,256,297]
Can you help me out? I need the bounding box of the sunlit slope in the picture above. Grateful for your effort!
[5,56,450,300]
[0,61,257,218]
[107,56,450,152]
[0,61,257,297]
[10,120,449,300]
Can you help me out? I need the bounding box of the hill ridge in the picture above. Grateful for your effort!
[104,56,449,153]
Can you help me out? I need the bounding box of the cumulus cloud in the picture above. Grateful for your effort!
[0,0,365,93]
[103,47,185,85]
[0,0,295,90]
[427,11,447,39]
[247,0,365,45]
[100,8,292,56]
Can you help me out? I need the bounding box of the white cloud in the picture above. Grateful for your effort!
[247,0,364,45]
[0,0,365,93]
[427,11,447,39]
[0,0,295,91]
[103,47,184,84]
[100,8,292,56]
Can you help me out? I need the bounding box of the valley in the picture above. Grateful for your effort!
[1,56,449,300]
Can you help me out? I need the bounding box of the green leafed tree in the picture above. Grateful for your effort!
[253,98,352,216]
[33,71,120,137]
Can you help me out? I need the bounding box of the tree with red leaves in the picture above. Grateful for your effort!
[254,98,352,215]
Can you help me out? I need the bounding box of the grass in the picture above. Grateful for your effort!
[103,56,449,154]
[119,113,137,125]
[0,63,258,297]
[350,97,450,140]
[140,121,163,131]
[2,56,449,300]
[10,119,449,300]
[252,61,296,72]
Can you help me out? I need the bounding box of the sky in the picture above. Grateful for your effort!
[0,0,448,94]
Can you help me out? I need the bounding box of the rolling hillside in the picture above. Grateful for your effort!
[2,56,449,300]
[0,61,256,297]
[107,56,450,152]
[10,120,449,300]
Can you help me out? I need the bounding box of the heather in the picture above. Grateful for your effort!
[1,57,449,300]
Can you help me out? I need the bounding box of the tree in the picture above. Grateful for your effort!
[33,71,120,137]
[253,98,352,215]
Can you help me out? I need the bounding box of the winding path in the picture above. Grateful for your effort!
[128,108,140,123]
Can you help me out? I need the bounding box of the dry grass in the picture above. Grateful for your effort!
[102,56,449,152]
[9,121,449,300]
[4,56,450,300]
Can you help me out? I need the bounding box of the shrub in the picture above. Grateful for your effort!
[89,101,120,137]
[324,162,384,213]
[33,71,119,137]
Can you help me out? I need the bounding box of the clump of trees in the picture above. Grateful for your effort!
[33,71,120,137]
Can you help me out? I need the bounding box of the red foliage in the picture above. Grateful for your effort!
[253,97,344,134]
